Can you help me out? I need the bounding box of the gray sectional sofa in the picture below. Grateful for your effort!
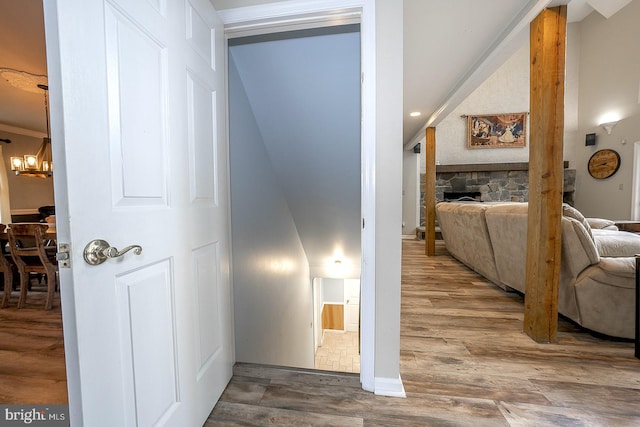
[436,201,640,339]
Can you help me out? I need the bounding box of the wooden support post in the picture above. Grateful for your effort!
[425,127,436,256]
[524,6,567,343]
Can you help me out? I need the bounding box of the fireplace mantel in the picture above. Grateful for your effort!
[436,161,569,174]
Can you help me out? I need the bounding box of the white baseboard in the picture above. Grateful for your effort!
[374,374,406,398]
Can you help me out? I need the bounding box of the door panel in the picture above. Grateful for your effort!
[187,72,218,203]
[105,2,169,206]
[116,260,179,426]
[186,2,216,69]
[193,243,222,375]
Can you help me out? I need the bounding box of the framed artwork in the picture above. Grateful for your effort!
[467,112,527,149]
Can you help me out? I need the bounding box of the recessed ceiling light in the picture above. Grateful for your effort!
[410,111,421,117]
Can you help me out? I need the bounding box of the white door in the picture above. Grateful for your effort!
[48,0,232,425]
[344,279,360,332]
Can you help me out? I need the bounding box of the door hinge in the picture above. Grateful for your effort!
[57,243,71,268]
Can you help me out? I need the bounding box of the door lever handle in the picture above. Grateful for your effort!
[83,239,143,265]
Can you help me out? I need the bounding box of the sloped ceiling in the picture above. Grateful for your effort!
[403,0,538,145]
[403,0,632,146]
[229,28,361,277]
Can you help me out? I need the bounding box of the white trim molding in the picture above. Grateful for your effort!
[218,0,366,26]
[374,375,406,398]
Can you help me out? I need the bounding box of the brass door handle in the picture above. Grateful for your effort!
[83,239,142,265]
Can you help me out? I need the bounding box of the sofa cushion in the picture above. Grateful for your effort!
[484,203,528,293]
[592,229,640,257]
[592,257,636,281]
[563,217,600,266]
[562,204,593,240]
[586,218,618,230]
[574,258,636,338]
[436,202,500,285]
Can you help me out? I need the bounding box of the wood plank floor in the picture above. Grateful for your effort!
[208,239,640,426]
[2,241,639,425]
[0,283,67,404]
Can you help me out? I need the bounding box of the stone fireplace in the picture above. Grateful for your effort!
[420,162,576,227]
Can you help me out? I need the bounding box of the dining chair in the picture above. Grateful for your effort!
[0,224,15,308]
[7,223,58,310]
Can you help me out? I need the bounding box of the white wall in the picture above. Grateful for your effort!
[322,278,344,303]
[0,130,55,212]
[229,55,314,369]
[573,1,640,219]
[563,23,581,171]
[402,147,419,234]
[423,36,578,171]
[374,0,403,388]
[432,44,530,166]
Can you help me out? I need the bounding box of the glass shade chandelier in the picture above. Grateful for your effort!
[10,83,53,178]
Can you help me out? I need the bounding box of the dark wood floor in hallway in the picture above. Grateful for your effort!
[209,239,640,426]
[0,284,67,404]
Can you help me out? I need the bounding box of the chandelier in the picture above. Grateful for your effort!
[10,83,53,178]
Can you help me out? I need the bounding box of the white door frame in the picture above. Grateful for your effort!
[218,0,376,392]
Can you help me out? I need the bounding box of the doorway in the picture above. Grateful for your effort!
[227,24,362,370]
[313,277,361,373]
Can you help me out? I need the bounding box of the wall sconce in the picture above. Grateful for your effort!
[600,121,618,135]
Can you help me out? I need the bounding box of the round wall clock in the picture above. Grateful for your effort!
[588,149,620,179]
